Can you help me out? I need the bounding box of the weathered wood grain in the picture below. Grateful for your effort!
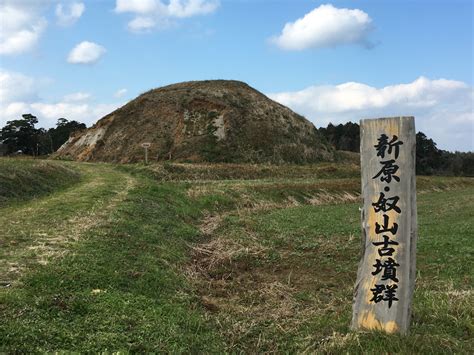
[351,116,417,335]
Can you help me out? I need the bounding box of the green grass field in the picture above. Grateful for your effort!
[0,158,81,206]
[0,159,472,352]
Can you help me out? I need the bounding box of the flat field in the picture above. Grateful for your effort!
[0,159,472,353]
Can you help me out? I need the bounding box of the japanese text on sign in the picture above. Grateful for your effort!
[370,134,404,308]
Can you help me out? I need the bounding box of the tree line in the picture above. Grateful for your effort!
[318,122,474,176]
[1,114,472,176]
[0,114,86,156]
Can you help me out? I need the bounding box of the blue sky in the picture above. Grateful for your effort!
[0,0,472,151]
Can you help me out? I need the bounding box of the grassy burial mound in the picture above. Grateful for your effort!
[0,158,81,205]
[55,80,333,164]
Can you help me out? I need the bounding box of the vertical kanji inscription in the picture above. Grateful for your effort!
[352,116,417,335]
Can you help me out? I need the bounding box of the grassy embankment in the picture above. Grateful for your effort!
[0,160,472,352]
[0,158,81,206]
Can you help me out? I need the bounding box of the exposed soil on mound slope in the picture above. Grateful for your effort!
[56,80,333,163]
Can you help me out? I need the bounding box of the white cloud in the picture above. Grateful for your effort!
[29,102,120,125]
[168,0,220,18]
[114,88,127,98]
[56,2,85,26]
[115,0,161,14]
[1,102,29,119]
[128,16,159,32]
[63,92,91,102]
[0,1,48,55]
[268,77,474,152]
[67,41,106,64]
[271,4,374,51]
[270,77,469,113]
[0,69,122,128]
[1,99,121,129]
[0,69,38,103]
[115,0,219,32]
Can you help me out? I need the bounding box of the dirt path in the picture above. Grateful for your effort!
[0,163,137,286]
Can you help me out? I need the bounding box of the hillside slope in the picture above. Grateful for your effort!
[0,159,81,205]
[55,80,333,163]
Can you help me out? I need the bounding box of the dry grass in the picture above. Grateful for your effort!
[149,161,360,181]
[2,159,472,352]
[0,164,137,285]
[0,158,81,205]
[185,189,360,352]
[184,175,474,352]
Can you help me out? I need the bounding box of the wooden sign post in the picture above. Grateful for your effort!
[352,116,417,335]
[141,142,151,165]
